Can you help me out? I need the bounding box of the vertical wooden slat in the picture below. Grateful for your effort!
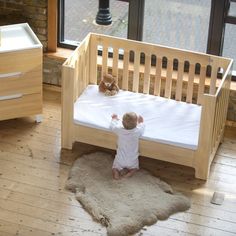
[132,51,140,92]
[122,50,129,90]
[85,49,89,86]
[81,53,86,92]
[186,63,195,103]
[210,66,218,95]
[212,97,220,149]
[89,36,98,84]
[143,54,151,94]
[154,57,162,96]
[164,59,173,98]
[220,88,225,128]
[102,46,108,77]
[221,87,227,127]
[73,59,78,101]
[83,52,86,90]
[77,55,81,97]
[78,54,86,97]
[197,65,206,105]
[175,61,184,101]
[215,87,225,147]
[112,48,119,79]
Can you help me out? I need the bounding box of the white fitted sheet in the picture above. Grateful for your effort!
[74,85,202,150]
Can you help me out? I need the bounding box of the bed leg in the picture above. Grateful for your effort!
[61,119,74,149]
[195,165,209,180]
[220,132,225,144]
[61,118,73,150]
[62,140,73,150]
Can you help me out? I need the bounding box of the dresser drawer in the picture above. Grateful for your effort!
[0,48,42,74]
[0,93,42,121]
[0,67,42,96]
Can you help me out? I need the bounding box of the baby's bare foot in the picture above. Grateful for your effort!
[112,168,120,180]
[120,168,129,176]
[124,169,138,178]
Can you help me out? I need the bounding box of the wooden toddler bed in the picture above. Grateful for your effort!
[62,33,233,180]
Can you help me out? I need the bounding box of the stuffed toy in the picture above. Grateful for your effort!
[99,74,119,96]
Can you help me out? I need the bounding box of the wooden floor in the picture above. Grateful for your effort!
[0,89,236,236]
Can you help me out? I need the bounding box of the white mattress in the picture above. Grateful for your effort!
[74,85,202,150]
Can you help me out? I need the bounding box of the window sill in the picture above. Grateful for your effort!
[44,48,73,59]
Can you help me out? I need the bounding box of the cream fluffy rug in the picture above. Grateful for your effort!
[66,152,190,236]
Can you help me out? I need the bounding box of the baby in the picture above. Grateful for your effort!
[110,112,145,180]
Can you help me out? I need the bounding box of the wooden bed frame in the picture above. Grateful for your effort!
[62,33,233,180]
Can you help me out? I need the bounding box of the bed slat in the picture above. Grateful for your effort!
[133,51,140,92]
[143,54,151,94]
[122,50,129,90]
[112,48,119,79]
[154,57,162,96]
[102,46,108,77]
[81,53,86,92]
[78,55,83,96]
[89,38,97,84]
[164,59,173,98]
[74,59,79,101]
[175,61,184,101]
[197,66,206,105]
[186,63,195,103]
[210,66,218,95]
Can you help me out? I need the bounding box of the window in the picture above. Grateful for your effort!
[58,0,129,48]
[143,0,211,52]
[58,0,236,79]
[222,1,236,71]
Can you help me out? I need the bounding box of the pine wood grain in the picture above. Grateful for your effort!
[0,89,235,236]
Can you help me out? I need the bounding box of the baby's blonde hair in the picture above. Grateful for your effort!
[122,112,137,130]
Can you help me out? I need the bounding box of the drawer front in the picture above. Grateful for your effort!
[0,93,42,121]
[0,48,42,74]
[0,67,42,96]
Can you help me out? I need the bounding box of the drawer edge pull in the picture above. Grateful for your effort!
[0,72,23,79]
[0,93,23,101]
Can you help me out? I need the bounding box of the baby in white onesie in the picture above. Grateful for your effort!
[110,112,145,180]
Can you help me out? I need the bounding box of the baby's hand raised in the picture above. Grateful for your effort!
[111,114,119,120]
[138,115,144,123]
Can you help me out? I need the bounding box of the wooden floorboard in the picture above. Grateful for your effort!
[0,89,235,236]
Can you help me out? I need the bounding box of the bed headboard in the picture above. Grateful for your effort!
[63,33,233,106]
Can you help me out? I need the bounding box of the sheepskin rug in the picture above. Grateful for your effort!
[65,152,190,236]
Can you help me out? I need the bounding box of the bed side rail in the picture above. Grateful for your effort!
[61,34,91,149]
[63,34,91,101]
[194,94,216,179]
[211,60,233,154]
[90,33,231,105]
[194,59,233,179]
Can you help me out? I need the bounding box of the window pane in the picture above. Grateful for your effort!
[64,0,128,44]
[229,2,236,16]
[222,24,236,70]
[143,0,211,52]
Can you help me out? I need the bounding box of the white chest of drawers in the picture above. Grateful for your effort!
[0,23,43,121]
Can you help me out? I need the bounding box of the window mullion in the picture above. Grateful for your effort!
[127,0,145,41]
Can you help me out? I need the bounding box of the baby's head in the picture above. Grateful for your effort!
[122,112,138,130]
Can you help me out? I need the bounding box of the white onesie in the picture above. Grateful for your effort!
[110,119,145,170]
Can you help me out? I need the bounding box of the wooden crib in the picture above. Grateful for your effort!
[62,33,233,180]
